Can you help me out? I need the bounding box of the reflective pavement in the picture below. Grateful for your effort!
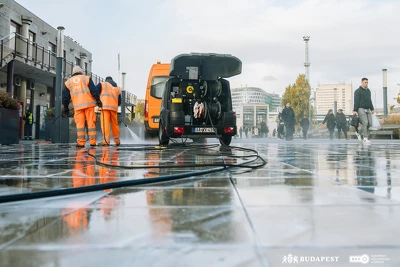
[0,139,399,267]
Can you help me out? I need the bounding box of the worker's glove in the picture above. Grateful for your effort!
[63,106,69,116]
[97,100,103,108]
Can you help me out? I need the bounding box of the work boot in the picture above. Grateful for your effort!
[115,142,120,147]
[98,142,109,146]
[76,144,85,148]
[90,143,96,147]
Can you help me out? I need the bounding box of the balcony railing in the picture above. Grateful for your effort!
[125,91,137,106]
[1,33,136,105]
[0,32,103,84]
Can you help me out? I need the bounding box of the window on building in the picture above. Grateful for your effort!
[9,21,21,50]
[48,43,56,53]
[47,42,56,69]
[47,42,57,53]
[28,31,35,43]
[10,21,21,35]
[27,31,36,59]
[75,57,81,66]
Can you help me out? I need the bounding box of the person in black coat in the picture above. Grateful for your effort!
[336,109,348,140]
[282,102,295,140]
[276,113,284,139]
[300,115,310,140]
[323,109,336,140]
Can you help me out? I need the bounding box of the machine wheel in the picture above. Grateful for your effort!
[158,121,169,146]
[220,136,232,146]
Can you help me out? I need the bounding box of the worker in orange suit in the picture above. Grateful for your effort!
[96,76,121,146]
[63,66,102,147]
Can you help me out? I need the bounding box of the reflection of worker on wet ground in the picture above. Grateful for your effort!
[62,149,96,232]
[143,152,160,178]
[73,149,96,187]
[99,146,119,184]
[99,146,119,219]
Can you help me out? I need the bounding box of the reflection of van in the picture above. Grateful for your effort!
[144,62,171,138]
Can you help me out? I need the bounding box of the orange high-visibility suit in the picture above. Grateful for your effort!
[97,77,121,146]
[63,66,101,147]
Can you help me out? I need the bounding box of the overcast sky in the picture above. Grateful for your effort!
[16,0,400,108]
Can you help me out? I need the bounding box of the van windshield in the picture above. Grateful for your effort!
[150,76,171,99]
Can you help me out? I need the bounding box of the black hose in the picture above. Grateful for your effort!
[48,112,68,143]
[0,144,266,203]
[0,166,225,203]
[7,94,267,204]
[49,108,89,145]
[88,147,266,170]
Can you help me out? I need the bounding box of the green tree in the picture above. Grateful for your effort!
[135,101,145,121]
[281,74,312,124]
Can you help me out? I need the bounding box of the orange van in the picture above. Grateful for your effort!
[144,62,171,138]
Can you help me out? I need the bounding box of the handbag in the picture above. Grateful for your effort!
[370,114,381,130]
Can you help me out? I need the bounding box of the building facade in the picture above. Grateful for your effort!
[231,86,281,112]
[0,0,103,139]
[315,83,353,115]
[235,104,269,130]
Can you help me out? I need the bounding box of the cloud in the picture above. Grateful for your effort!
[263,75,277,81]
[14,0,400,106]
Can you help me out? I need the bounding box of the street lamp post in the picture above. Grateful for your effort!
[383,69,388,117]
[54,26,65,143]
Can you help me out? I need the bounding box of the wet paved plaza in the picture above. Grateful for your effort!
[0,139,399,267]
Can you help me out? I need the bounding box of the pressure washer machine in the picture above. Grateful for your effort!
[158,53,242,146]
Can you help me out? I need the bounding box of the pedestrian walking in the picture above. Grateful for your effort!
[353,77,375,144]
[282,103,295,140]
[336,109,348,140]
[300,115,309,140]
[323,109,336,140]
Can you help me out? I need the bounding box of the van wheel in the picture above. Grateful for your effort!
[159,121,169,146]
[144,131,153,139]
[220,136,232,146]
